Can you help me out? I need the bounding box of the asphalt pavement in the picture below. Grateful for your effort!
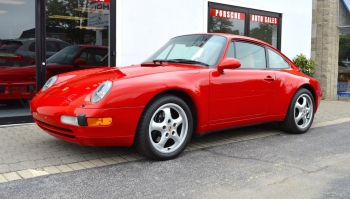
[0,119,349,199]
[0,100,349,185]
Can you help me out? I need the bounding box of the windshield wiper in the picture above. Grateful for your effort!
[153,59,209,66]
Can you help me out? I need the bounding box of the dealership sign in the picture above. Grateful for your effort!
[88,2,110,28]
[210,8,245,20]
[250,14,278,25]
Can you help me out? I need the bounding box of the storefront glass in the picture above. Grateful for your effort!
[0,0,35,124]
[209,8,245,35]
[249,14,279,48]
[338,33,350,100]
[208,3,281,50]
[0,0,112,125]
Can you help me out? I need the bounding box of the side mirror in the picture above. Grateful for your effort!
[217,58,241,74]
[73,58,86,66]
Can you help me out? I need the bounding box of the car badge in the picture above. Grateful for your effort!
[62,87,69,91]
[168,126,172,131]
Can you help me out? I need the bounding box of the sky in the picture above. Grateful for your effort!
[345,0,350,8]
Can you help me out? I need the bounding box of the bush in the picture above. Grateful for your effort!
[292,54,317,76]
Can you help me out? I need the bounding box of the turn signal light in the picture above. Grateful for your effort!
[87,117,112,126]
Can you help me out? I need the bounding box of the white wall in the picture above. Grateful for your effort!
[117,0,312,66]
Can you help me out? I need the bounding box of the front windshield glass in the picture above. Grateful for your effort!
[144,34,227,67]
[46,45,82,64]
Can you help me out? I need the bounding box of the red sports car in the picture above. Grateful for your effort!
[30,33,322,160]
[0,45,108,104]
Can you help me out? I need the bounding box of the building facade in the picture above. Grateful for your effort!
[0,0,349,123]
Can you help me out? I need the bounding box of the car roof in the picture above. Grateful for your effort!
[176,33,274,49]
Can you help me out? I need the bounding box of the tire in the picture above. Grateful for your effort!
[19,98,31,108]
[280,88,314,134]
[135,94,193,160]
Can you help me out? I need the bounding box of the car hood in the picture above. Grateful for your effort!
[44,64,202,99]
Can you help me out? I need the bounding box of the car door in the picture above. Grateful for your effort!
[209,41,276,129]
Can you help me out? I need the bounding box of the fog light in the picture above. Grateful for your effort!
[61,115,78,126]
[87,117,112,126]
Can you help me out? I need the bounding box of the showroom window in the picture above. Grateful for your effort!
[0,0,116,125]
[208,2,282,50]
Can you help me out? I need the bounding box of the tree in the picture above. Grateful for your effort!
[46,0,95,44]
[339,34,350,61]
[209,17,240,35]
[249,23,277,45]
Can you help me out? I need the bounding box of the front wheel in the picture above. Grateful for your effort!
[280,88,314,134]
[135,95,193,160]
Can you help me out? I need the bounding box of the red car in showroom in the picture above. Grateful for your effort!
[0,45,109,105]
[30,33,322,160]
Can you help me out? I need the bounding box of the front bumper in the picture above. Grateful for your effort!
[30,93,144,147]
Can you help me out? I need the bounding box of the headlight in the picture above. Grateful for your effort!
[91,80,113,104]
[42,75,58,91]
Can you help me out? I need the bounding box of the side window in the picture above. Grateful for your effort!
[28,42,35,52]
[82,48,109,66]
[46,41,59,52]
[226,42,235,58]
[58,42,70,50]
[235,41,266,68]
[268,49,290,69]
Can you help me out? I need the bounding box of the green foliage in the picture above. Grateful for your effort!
[339,34,350,61]
[292,54,317,75]
[249,23,275,45]
[208,17,240,34]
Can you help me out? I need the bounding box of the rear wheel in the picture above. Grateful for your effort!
[280,88,314,134]
[135,95,193,160]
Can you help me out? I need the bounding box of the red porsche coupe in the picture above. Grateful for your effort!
[0,45,108,105]
[30,33,322,160]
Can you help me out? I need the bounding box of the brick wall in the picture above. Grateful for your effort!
[311,0,339,100]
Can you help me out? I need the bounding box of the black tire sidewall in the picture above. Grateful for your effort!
[136,95,193,160]
[283,88,315,134]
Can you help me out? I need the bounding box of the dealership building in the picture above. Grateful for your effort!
[0,0,349,123]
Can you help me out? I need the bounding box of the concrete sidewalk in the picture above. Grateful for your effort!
[0,100,349,183]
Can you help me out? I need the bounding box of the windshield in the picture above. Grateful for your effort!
[47,45,82,64]
[144,34,227,67]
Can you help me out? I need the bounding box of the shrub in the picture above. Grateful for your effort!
[292,54,317,76]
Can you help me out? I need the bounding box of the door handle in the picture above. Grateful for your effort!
[264,76,275,82]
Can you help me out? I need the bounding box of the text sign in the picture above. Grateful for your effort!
[88,2,110,28]
[250,14,278,25]
[210,8,245,20]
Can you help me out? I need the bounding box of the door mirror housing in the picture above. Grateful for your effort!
[217,58,241,74]
[73,58,86,66]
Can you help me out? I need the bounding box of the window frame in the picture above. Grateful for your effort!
[208,2,282,50]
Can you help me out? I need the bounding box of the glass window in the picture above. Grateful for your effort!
[82,48,109,66]
[208,3,281,50]
[28,43,35,52]
[58,42,70,50]
[47,46,82,64]
[46,41,59,52]
[0,0,35,123]
[236,41,266,68]
[268,49,290,69]
[208,8,245,35]
[145,34,227,67]
[226,42,235,58]
[249,14,279,48]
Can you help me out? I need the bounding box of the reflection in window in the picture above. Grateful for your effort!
[249,14,278,48]
[208,8,245,35]
[236,41,266,68]
[268,49,289,69]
